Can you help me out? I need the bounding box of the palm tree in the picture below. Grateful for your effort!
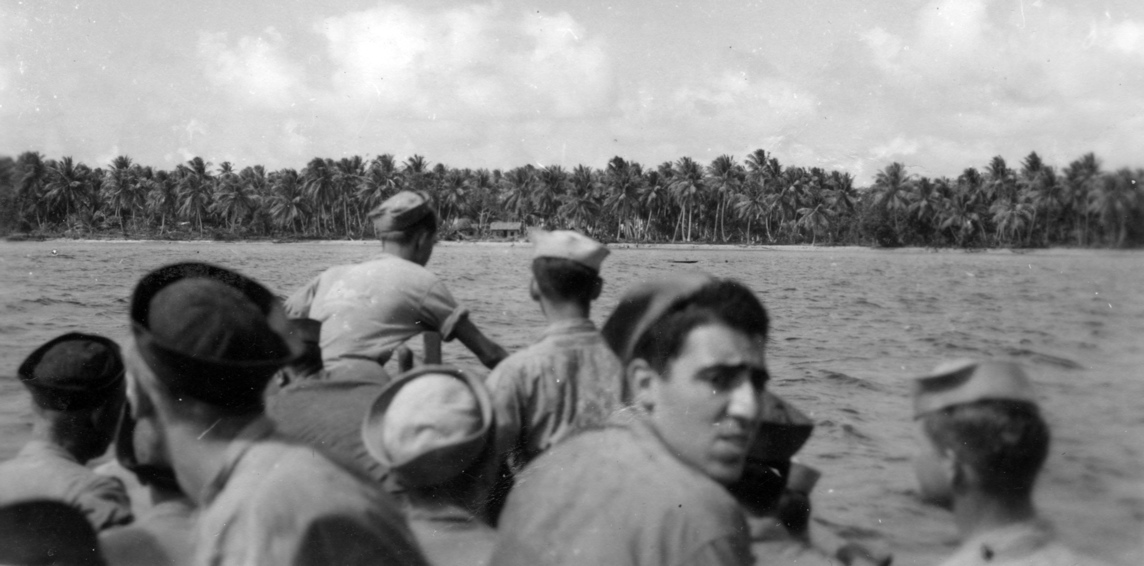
[302,158,336,236]
[145,170,179,235]
[500,166,537,223]
[267,168,309,235]
[1065,153,1100,246]
[989,198,1033,246]
[1088,168,1142,247]
[176,157,213,235]
[43,157,95,229]
[872,162,914,242]
[602,157,642,240]
[669,157,705,242]
[212,165,260,233]
[706,155,742,242]
[796,203,833,244]
[358,154,400,216]
[102,156,137,231]
[534,165,569,226]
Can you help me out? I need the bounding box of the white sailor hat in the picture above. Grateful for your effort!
[911,359,1037,418]
[531,229,609,272]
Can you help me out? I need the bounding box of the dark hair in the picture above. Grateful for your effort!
[922,400,1050,498]
[383,211,438,244]
[631,279,769,374]
[532,257,600,307]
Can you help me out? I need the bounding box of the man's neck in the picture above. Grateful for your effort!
[539,298,590,324]
[163,414,263,506]
[30,418,86,463]
[952,491,1038,541]
[378,241,419,264]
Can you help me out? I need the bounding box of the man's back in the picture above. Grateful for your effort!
[938,519,1110,566]
[491,418,753,566]
[284,254,465,372]
[0,440,132,531]
[488,319,623,468]
[194,420,427,566]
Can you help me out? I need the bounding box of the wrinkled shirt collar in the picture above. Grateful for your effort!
[199,416,277,506]
[542,318,597,338]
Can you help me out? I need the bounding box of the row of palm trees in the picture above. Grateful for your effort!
[2,149,1141,248]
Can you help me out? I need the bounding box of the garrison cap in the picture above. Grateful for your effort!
[130,262,302,411]
[531,229,610,272]
[911,359,1037,418]
[601,272,715,363]
[368,191,435,235]
[362,365,492,488]
[17,333,125,411]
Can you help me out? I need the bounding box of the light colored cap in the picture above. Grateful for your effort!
[911,359,1037,418]
[531,229,609,272]
[368,191,434,234]
[361,365,492,487]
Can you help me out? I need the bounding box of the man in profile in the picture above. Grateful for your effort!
[285,191,506,382]
[491,274,769,566]
[0,332,132,531]
[911,359,1110,566]
[125,262,428,566]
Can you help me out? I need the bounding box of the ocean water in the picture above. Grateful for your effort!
[1,240,1141,565]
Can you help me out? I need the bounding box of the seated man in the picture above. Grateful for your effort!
[491,274,769,566]
[285,191,507,382]
[362,366,498,566]
[486,230,622,512]
[125,262,429,566]
[0,333,132,531]
[911,360,1110,566]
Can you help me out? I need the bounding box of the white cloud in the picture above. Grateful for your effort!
[198,27,305,109]
[314,3,613,120]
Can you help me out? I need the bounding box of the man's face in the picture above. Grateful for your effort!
[644,323,767,485]
[912,422,954,508]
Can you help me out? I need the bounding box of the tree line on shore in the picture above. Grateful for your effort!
[0,149,1141,248]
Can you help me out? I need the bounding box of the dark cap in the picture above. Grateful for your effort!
[17,333,125,411]
[130,262,302,410]
[287,318,322,346]
[601,273,714,363]
[0,500,105,566]
[368,191,435,235]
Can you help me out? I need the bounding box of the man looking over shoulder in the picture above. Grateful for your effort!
[126,262,429,566]
[0,332,133,531]
[491,274,768,566]
[285,191,507,383]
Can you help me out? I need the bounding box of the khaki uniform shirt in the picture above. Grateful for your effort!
[192,417,428,566]
[100,495,197,566]
[284,254,468,382]
[0,440,133,531]
[491,417,754,566]
[487,318,623,471]
[938,519,1109,566]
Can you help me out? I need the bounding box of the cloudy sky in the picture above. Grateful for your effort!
[2,0,1141,183]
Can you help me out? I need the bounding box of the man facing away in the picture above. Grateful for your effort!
[491,274,768,566]
[285,191,507,382]
[911,359,1110,566]
[125,262,429,566]
[361,366,499,566]
[0,333,133,531]
[485,230,623,491]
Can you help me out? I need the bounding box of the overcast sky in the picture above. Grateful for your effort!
[2,0,1141,183]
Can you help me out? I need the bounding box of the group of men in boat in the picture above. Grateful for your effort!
[0,190,1110,566]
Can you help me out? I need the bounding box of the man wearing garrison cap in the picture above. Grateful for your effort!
[492,274,769,566]
[362,366,498,566]
[284,190,507,383]
[124,262,429,566]
[0,332,133,531]
[911,360,1109,566]
[484,230,623,516]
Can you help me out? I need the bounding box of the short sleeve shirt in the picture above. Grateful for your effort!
[0,440,133,531]
[284,254,468,371]
[938,519,1111,566]
[491,418,754,566]
[486,319,624,470]
[193,418,429,566]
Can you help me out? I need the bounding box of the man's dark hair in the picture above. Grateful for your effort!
[532,257,600,308]
[383,211,438,245]
[921,400,1050,498]
[631,279,769,374]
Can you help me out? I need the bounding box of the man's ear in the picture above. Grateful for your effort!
[529,278,541,302]
[126,374,156,420]
[627,359,660,414]
[590,277,603,301]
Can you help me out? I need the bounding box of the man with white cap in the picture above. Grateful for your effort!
[485,229,623,510]
[362,365,498,566]
[491,274,769,566]
[285,190,507,382]
[911,359,1109,566]
[125,262,429,566]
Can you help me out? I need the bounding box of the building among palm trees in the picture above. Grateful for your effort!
[489,221,523,239]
